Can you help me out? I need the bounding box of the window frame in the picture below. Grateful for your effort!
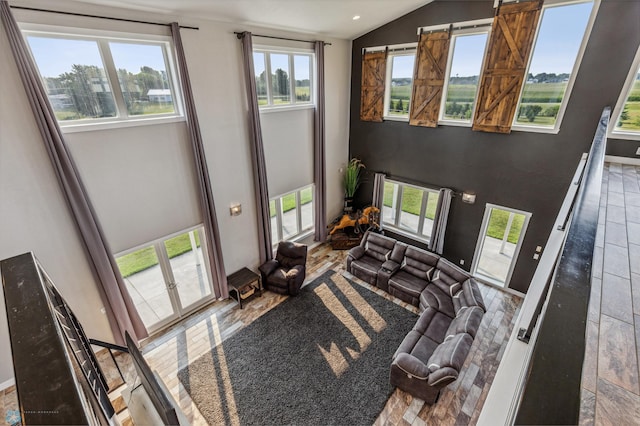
[381,179,440,243]
[609,42,640,141]
[270,184,315,247]
[382,43,418,122]
[438,21,492,127]
[21,24,184,132]
[253,45,315,111]
[510,0,599,134]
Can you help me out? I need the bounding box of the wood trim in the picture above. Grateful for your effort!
[360,50,387,122]
[472,0,543,133]
[409,30,451,127]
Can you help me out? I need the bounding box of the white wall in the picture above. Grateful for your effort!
[0,0,351,386]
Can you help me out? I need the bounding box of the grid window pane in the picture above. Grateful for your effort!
[615,68,640,132]
[387,54,415,117]
[253,52,268,106]
[281,193,297,239]
[294,55,311,103]
[110,42,176,116]
[399,186,423,232]
[514,2,594,127]
[382,182,399,224]
[164,230,211,308]
[442,33,488,122]
[422,191,440,238]
[300,186,313,230]
[270,53,291,104]
[27,36,117,121]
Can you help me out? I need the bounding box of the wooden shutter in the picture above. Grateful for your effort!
[360,50,387,122]
[409,30,451,127]
[472,0,543,133]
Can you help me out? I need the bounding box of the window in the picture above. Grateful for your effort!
[611,44,640,139]
[384,49,416,119]
[115,226,214,333]
[471,204,531,288]
[253,48,314,108]
[512,0,596,130]
[382,180,440,242]
[24,28,181,127]
[270,185,314,246]
[440,26,490,125]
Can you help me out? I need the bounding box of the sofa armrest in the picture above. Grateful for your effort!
[381,260,400,273]
[426,366,459,388]
[348,245,365,260]
[392,352,431,380]
[259,259,279,277]
[286,265,305,296]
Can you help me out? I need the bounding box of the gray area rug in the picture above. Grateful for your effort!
[177,270,417,425]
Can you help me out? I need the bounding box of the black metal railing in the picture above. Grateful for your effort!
[90,339,129,387]
[514,107,610,424]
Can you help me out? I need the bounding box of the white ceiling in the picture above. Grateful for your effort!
[67,0,432,40]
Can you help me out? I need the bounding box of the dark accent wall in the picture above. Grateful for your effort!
[349,0,640,293]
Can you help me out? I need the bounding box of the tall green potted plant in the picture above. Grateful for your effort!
[343,158,365,213]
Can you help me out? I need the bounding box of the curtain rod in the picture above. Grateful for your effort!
[234,31,331,46]
[10,5,199,30]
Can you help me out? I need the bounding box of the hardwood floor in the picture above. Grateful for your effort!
[0,243,521,425]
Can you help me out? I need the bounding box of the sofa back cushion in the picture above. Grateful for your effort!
[276,241,308,269]
[364,232,396,262]
[445,306,484,339]
[431,258,471,296]
[400,247,440,281]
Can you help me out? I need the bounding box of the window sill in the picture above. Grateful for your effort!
[381,224,430,245]
[608,130,640,141]
[259,104,315,114]
[61,115,186,133]
[438,119,472,128]
[383,115,409,122]
[511,123,560,135]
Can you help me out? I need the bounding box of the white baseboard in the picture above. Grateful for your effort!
[0,377,15,391]
[605,155,640,166]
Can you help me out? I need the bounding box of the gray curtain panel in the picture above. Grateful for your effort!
[314,40,327,242]
[170,23,228,299]
[429,188,453,254]
[239,31,273,261]
[372,172,386,210]
[1,1,147,343]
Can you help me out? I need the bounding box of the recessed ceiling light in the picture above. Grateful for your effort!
[352,15,361,20]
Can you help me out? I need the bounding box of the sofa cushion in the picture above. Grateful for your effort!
[413,307,452,344]
[363,233,396,262]
[430,258,470,297]
[400,247,439,281]
[446,306,484,339]
[420,284,456,318]
[351,256,382,277]
[389,270,429,300]
[275,241,307,269]
[426,333,473,387]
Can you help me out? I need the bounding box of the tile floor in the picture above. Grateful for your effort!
[580,162,640,426]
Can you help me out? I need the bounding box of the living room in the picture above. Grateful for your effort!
[1,0,639,424]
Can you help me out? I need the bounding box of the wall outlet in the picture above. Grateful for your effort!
[636,147,640,156]
[533,253,540,260]
[460,259,465,265]
[536,246,543,253]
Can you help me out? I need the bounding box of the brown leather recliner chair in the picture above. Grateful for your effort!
[258,241,308,296]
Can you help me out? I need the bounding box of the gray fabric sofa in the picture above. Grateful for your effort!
[346,231,486,403]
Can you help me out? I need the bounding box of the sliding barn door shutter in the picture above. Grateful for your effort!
[360,50,387,122]
[472,0,543,133]
[409,29,451,127]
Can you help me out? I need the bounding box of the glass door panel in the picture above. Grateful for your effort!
[164,230,213,310]
[116,245,177,330]
[472,205,530,287]
[399,186,423,232]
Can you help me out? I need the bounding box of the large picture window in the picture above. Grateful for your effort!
[383,48,416,119]
[611,44,640,139]
[512,0,596,130]
[382,179,440,242]
[24,28,182,127]
[439,26,490,125]
[253,48,314,108]
[270,185,314,246]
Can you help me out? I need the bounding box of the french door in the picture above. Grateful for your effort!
[115,226,215,334]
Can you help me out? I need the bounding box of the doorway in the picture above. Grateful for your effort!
[115,226,215,333]
[471,204,531,288]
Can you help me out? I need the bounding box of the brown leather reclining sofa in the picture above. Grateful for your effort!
[346,231,486,404]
